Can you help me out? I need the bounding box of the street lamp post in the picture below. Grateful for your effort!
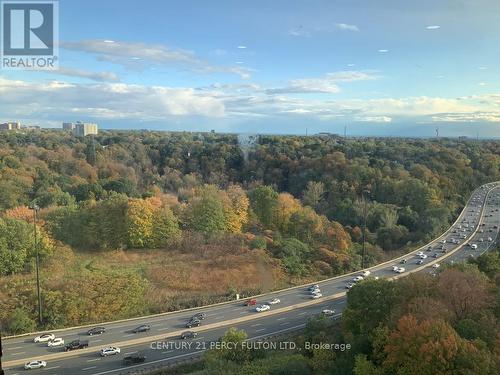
[30,204,43,325]
[361,189,371,269]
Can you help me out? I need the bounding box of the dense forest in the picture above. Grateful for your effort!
[0,130,499,333]
[188,247,500,375]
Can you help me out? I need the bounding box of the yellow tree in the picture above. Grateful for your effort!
[273,193,302,233]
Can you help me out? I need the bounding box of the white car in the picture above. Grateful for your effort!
[440,239,446,244]
[311,293,323,299]
[479,238,484,242]
[353,276,364,282]
[396,267,405,273]
[100,347,121,357]
[267,298,281,305]
[47,338,64,347]
[419,254,428,259]
[345,283,354,289]
[307,284,319,291]
[309,288,321,295]
[321,309,335,316]
[255,304,271,312]
[488,237,493,242]
[416,251,424,256]
[432,263,440,269]
[362,270,371,277]
[392,265,399,272]
[471,244,478,249]
[24,360,47,370]
[34,333,55,343]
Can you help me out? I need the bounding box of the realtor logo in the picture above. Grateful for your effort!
[1,0,59,69]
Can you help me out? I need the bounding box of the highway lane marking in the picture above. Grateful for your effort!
[276,317,287,321]
[122,334,135,337]
[124,351,137,356]
[298,311,308,316]
[46,366,61,370]
[5,346,23,350]
[162,350,174,354]
[87,358,101,362]
[90,339,103,343]
[279,322,290,326]
[255,328,266,332]
[83,366,98,370]
[194,336,204,340]
[250,323,262,327]
[10,352,26,356]
[239,311,247,314]
[157,327,169,331]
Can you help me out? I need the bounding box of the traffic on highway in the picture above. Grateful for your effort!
[3,182,499,375]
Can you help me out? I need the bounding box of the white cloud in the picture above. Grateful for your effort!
[378,49,389,53]
[237,46,247,49]
[288,28,311,37]
[266,70,378,95]
[61,39,252,79]
[355,116,392,123]
[0,77,225,120]
[54,67,120,82]
[335,23,359,32]
[426,25,441,30]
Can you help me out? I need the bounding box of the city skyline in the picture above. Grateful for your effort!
[0,0,499,137]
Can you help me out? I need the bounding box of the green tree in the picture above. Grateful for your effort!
[249,186,278,228]
[7,308,36,334]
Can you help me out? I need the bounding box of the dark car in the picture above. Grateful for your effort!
[192,312,207,320]
[132,324,151,333]
[87,327,106,336]
[400,259,407,264]
[64,339,89,351]
[244,298,257,306]
[181,331,197,340]
[123,354,146,365]
[186,319,201,328]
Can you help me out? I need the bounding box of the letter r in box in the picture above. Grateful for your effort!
[1,0,59,70]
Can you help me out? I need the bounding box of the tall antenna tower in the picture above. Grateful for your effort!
[344,124,347,138]
[435,127,439,138]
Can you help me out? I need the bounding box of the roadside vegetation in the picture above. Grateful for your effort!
[0,130,499,334]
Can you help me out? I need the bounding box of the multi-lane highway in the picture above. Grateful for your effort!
[3,182,500,375]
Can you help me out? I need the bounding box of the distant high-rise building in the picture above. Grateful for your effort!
[63,121,98,136]
[62,122,75,131]
[0,122,21,130]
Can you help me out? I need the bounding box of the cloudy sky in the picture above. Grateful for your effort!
[1,0,500,137]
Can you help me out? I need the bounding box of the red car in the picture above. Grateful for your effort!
[244,298,257,306]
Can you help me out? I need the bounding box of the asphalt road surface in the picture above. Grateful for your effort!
[3,182,499,375]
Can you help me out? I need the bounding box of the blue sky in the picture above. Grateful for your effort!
[1,0,499,137]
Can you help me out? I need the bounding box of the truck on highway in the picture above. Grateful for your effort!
[64,339,89,351]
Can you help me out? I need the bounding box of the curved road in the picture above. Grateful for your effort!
[3,182,500,375]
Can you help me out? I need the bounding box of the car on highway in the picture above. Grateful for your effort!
[192,312,207,320]
[244,298,257,306]
[87,327,106,336]
[362,270,371,277]
[400,259,407,264]
[432,263,440,269]
[100,347,121,357]
[416,251,424,256]
[123,353,146,365]
[33,333,55,343]
[256,304,271,312]
[186,318,201,328]
[47,338,64,347]
[308,284,319,291]
[321,309,335,316]
[353,276,364,282]
[309,288,321,295]
[416,259,424,265]
[266,298,281,305]
[345,283,354,289]
[64,339,89,351]
[488,237,493,242]
[419,254,427,259]
[471,244,478,249]
[433,253,439,258]
[24,360,47,370]
[311,292,323,299]
[180,331,198,340]
[479,238,484,242]
[395,267,405,273]
[440,239,446,244]
[132,324,151,333]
